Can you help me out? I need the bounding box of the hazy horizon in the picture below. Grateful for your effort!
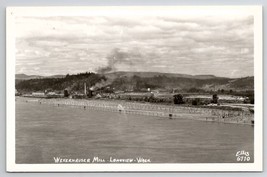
[15,70,254,79]
[15,9,254,78]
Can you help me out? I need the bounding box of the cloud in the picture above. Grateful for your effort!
[15,13,254,78]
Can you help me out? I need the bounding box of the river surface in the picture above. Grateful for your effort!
[16,100,254,163]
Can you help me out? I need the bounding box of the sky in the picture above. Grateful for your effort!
[15,10,254,78]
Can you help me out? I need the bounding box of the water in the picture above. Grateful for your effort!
[16,100,254,163]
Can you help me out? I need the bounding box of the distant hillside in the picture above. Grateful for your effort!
[194,75,217,79]
[105,71,191,79]
[105,71,218,80]
[16,72,105,93]
[16,74,65,80]
[227,77,254,90]
[108,74,229,91]
[104,72,252,91]
[15,71,254,93]
[16,74,44,80]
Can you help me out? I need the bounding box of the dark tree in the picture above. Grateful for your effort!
[192,99,198,106]
[212,94,218,104]
[64,89,69,97]
[249,96,254,104]
[173,94,184,104]
[192,98,200,106]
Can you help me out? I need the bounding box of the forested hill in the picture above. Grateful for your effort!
[108,74,253,91]
[15,72,254,93]
[16,72,106,93]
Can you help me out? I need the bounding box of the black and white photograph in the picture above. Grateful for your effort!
[6,6,263,172]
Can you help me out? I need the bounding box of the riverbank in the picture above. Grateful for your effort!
[16,96,254,125]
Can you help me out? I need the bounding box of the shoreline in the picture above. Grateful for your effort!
[16,96,254,125]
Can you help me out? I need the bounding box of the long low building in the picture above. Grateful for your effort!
[32,92,45,97]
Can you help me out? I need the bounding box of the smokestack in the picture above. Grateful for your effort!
[112,56,115,71]
[84,83,87,95]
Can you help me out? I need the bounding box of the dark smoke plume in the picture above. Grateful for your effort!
[97,48,134,74]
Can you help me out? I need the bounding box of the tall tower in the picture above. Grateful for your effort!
[84,83,87,95]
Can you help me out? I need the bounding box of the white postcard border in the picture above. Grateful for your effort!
[6,6,263,172]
